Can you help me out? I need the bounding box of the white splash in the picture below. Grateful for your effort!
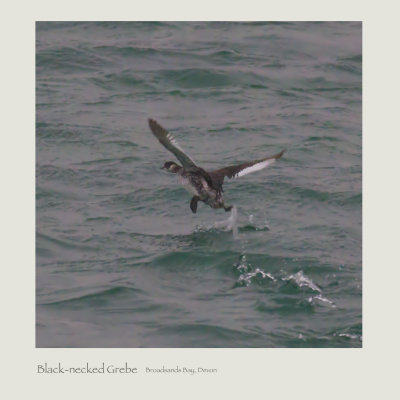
[308,294,336,308]
[235,254,276,287]
[337,333,361,340]
[238,267,276,287]
[213,205,238,238]
[286,270,322,293]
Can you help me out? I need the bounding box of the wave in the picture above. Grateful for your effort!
[37,46,111,73]
[150,323,261,347]
[39,286,143,307]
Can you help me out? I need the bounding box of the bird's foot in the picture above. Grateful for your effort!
[190,196,200,213]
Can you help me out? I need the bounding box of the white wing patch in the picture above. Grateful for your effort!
[166,132,196,164]
[234,158,276,178]
[167,133,181,149]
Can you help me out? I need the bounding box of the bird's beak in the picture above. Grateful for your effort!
[161,166,165,170]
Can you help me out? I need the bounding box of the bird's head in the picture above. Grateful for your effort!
[161,161,180,173]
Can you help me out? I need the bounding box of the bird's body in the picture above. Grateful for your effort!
[163,161,226,212]
[179,170,225,210]
[148,118,285,214]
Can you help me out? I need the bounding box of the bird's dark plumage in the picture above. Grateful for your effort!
[148,118,285,213]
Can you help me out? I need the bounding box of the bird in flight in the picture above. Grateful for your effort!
[148,118,285,214]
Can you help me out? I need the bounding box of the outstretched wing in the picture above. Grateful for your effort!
[148,119,198,171]
[209,149,285,188]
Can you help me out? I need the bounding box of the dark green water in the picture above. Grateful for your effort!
[36,22,362,347]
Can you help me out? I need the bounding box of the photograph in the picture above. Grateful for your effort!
[36,21,362,348]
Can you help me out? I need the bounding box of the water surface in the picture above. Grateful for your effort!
[36,21,362,347]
